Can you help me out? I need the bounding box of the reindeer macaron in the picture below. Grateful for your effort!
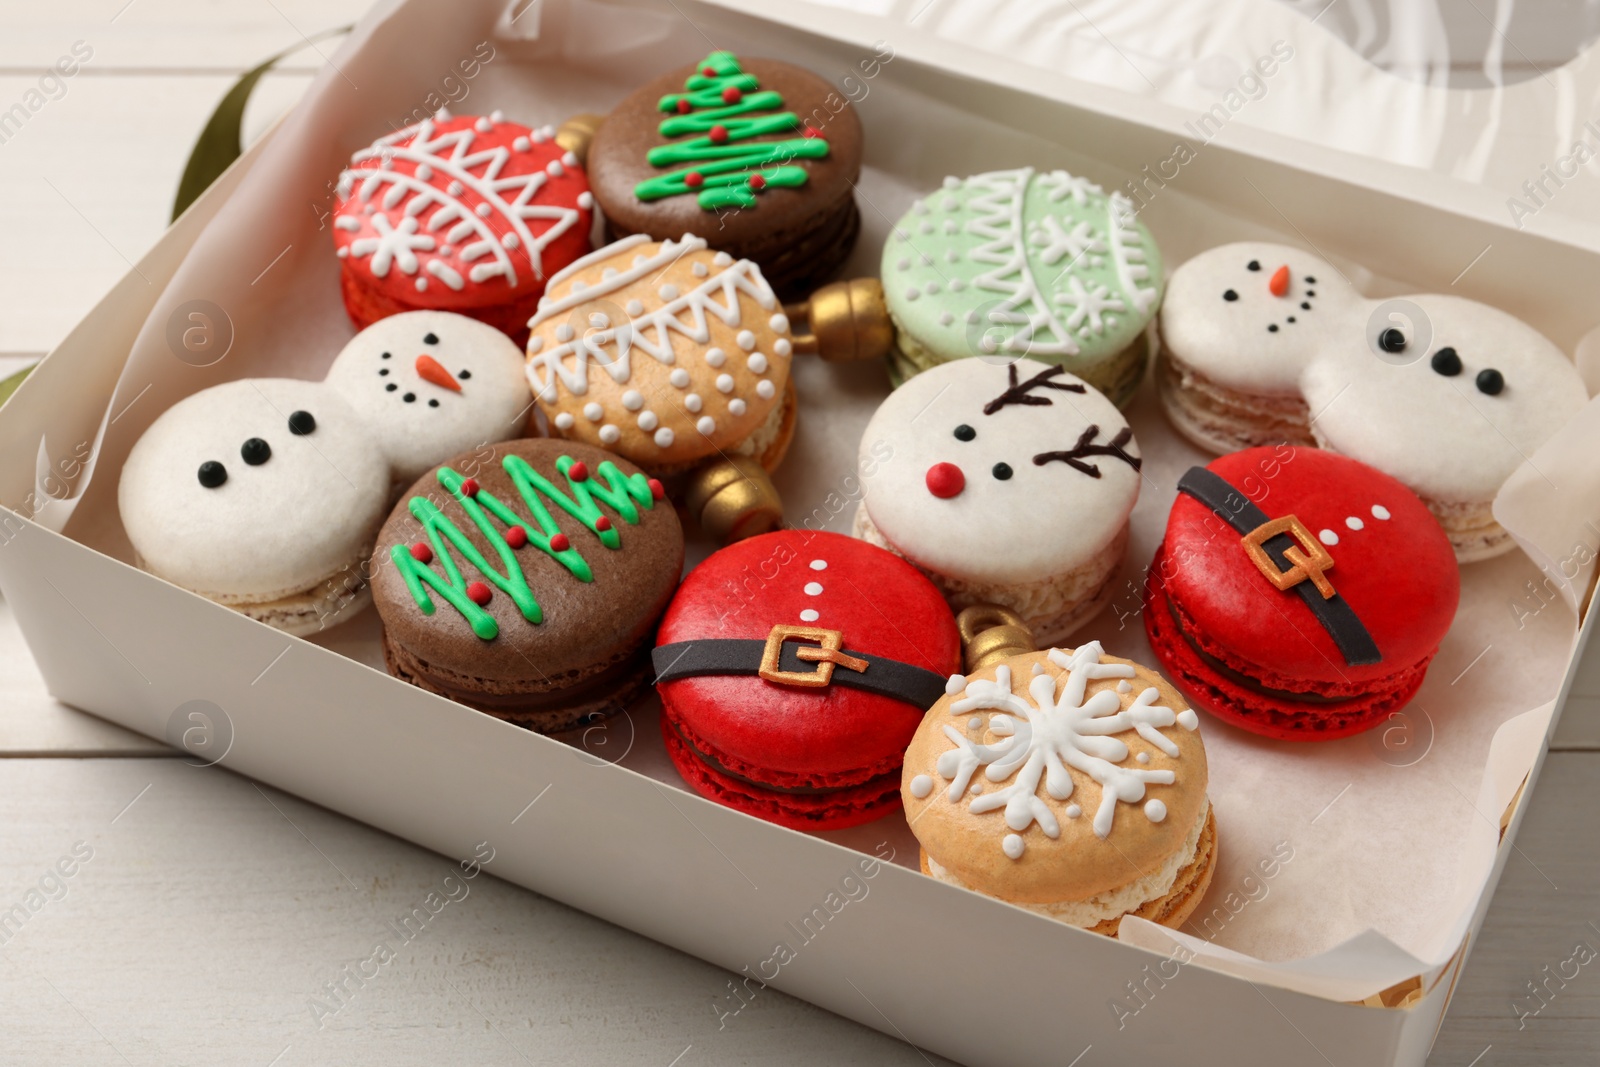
[853,358,1142,644]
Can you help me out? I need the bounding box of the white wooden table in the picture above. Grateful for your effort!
[1,3,1597,1064]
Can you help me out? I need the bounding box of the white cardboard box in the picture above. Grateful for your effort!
[2,1,1598,1063]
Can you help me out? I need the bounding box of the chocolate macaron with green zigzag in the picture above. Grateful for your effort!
[372,438,684,732]
[587,50,864,298]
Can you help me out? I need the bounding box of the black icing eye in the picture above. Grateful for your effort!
[1378,328,1406,353]
[197,461,227,488]
[403,392,416,403]
[1476,368,1505,395]
[992,462,1013,481]
[378,368,389,377]
[428,399,440,408]
[1247,260,1261,271]
[287,410,316,435]
[459,369,472,380]
[381,351,391,360]
[1305,276,1317,284]
[423,333,439,345]
[1223,289,1238,302]
[386,383,398,392]
[1307,290,1317,297]
[953,423,976,442]
[240,438,271,466]
[1267,324,1279,333]
[1429,347,1462,376]
[1300,301,1311,310]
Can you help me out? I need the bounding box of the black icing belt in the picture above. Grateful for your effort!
[1163,594,1359,705]
[651,639,950,710]
[1176,468,1382,667]
[663,716,902,797]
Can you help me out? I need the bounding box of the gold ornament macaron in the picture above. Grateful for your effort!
[902,641,1215,935]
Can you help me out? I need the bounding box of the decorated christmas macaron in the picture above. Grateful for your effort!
[119,379,389,634]
[371,438,683,731]
[902,643,1214,935]
[879,168,1163,404]
[584,51,863,297]
[526,233,798,542]
[652,530,960,830]
[324,310,532,486]
[1158,241,1587,560]
[333,110,594,341]
[1144,446,1460,740]
[854,358,1141,646]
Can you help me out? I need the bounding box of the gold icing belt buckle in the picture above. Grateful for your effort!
[1241,514,1337,599]
[758,624,869,688]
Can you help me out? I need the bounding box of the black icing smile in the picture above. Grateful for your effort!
[1225,263,1313,331]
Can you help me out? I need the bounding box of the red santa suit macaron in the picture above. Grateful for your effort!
[1143,446,1460,740]
[652,530,961,830]
[333,110,593,342]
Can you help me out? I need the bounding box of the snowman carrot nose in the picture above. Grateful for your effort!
[1269,265,1290,297]
[415,354,462,392]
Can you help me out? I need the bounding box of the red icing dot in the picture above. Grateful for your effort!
[595,516,613,532]
[466,581,492,606]
[721,86,742,104]
[548,533,571,552]
[925,462,966,499]
[409,542,434,563]
[748,174,766,192]
[676,98,692,114]
[459,477,480,497]
[567,460,589,482]
[647,478,665,500]
[702,65,716,77]
[709,124,729,144]
[803,125,823,139]
[685,171,705,188]
[504,526,528,549]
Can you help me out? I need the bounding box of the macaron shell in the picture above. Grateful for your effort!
[655,530,961,782]
[526,237,793,470]
[901,648,1208,904]
[1159,447,1459,691]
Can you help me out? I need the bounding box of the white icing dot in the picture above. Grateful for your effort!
[945,674,965,695]
[475,117,492,132]
[905,288,921,301]
[653,427,675,448]
[756,380,776,399]
[490,110,503,121]
[637,410,658,432]
[949,278,966,292]
[913,200,929,215]
[599,424,620,445]
[448,181,463,196]
[414,163,434,181]
[685,393,703,413]
[1372,504,1391,520]
[729,399,747,416]
[705,348,726,368]
[546,160,565,177]
[946,249,960,262]
[1031,663,1046,676]
[968,716,984,731]
[527,336,544,353]
[1346,516,1365,531]
[799,608,820,623]
[735,330,757,351]
[553,412,575,431]
[910,775,934,799]
[1318,529,1339,546]
[583,402,604,422]
[809,559,827,571]
[715,374,735,394]
[804,582,823,596]
[577,191,594,209]
[943,197,959,211]
[920,221,933,235]
[969,784,982,795]
[938,312,953,326]
[1065,804,1082,819]
[336,247,348,258]
[769,314,789,333]
[555,324,574,342]
[1002,834,1025,860]
[669,369,690,388]
[773,338,792,358]
[713,251,733,267]
[562,151,578,168]
[1136,752,1150,764]
[689,261,708,278]
[925,282,941,296]
[1145,799,1168,823]
[501,233,519,249]
[1116,680,1132,693]
[659,284,679,300]
[696,416,716,436]
[1177,709,1199,730]
[747,353,768,374]
[626,299,645,316]
[415,278,428,291]
[621,390,644,411]
[897,258,911,271]
[512,137,531,152]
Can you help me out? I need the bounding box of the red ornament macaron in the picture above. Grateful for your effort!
[1143,446,1460,740]
[333,110,594,342]
[652,530,961,830]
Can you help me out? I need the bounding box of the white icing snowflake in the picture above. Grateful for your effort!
[1029,214,1106,266]
[1037,170,1105,205]
[1054,275,1126,336]
[936,643,1189,852]
[349,214,435,277]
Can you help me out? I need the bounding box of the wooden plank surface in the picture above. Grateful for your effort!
[0,1,1595,1064]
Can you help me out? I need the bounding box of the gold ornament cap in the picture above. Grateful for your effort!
[685,456,784,544]
[784,278,893,363]
[956,604,1036,674]
[555,113,606,167]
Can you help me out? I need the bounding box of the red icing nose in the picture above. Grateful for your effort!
[415,353,462,392]
[1269,265,1290,297]
[926,462,965,499]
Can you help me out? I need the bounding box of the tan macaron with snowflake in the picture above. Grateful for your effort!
[902,642,1215,935]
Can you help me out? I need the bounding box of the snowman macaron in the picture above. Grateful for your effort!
[1158,242,1587,561]
[853,357,1142,645]
[120,311,538,635]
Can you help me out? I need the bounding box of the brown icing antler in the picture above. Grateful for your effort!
[1033,425,1141,478]
[982,363,1086,415]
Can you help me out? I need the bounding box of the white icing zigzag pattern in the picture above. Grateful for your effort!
[525,235,778,401]
[336,113,582,290]
[936,642,1197,858]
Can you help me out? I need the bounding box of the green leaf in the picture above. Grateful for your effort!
[0,364,34,410]
[171,25,352,222]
